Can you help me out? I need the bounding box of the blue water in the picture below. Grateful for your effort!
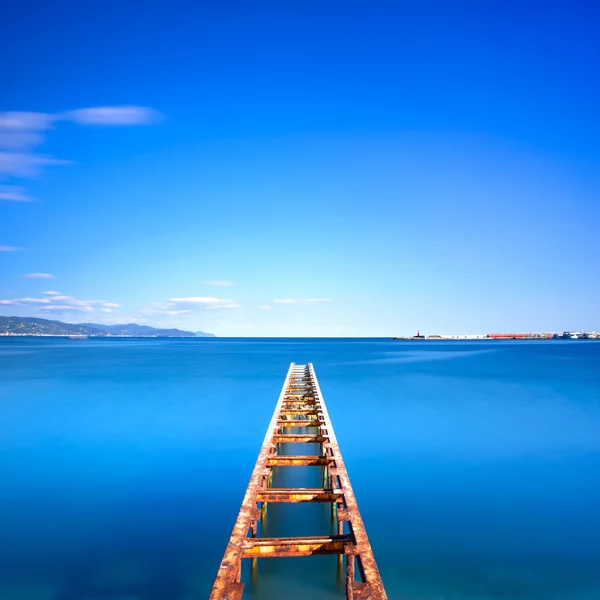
[1,338,600,600]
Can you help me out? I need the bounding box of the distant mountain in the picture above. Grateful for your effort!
[0,316,104,336]
[195,330,216,338]
[0,316,215,337]
[81,322,200,337]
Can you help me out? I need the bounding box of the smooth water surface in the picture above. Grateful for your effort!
[1,338,600,600]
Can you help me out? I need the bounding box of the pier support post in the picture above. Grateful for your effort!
[346,555,355,599]
[251,556,258,586]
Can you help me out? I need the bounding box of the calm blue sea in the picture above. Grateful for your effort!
[1,338,600,600]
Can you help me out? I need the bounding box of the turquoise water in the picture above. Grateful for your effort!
[1,338,600,600]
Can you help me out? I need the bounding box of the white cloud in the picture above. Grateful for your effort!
[0,112,56,131]
[0,152,71,179]
[0,106,162,197]
[42,295,121,308]
[20,272,55,279]
[169,296,241,309]
[259,305,272,310]
[202,280,235,287]
[147,309,193,316]
[0,130,45,151]
[64,106,162,126]
[42,304,94,312]
[87,313,142,325]
[0,245,19,251]
[140,301,194,317]
[0,185,34,201]
[0,297,49,305]
[0,292,119,314]
[273,298,334,304]
[140,296,241,318]
[19,297,51,304]
[170,297,220,304]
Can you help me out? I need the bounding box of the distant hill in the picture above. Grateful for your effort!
[0,316,214,337]
[0,316,104,336]
[81,322,201,337]
[195,330,216,338]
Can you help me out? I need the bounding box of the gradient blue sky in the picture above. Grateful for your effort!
[1,0,598,336]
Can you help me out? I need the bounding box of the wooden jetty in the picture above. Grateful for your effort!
[209,363,387,599]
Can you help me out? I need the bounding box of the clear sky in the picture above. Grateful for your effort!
[1,0,599,336]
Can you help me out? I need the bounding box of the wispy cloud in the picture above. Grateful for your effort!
[64,106,162,126]
[20,272,55,279]
[143,308,193,316]
[0,106,162,197]
[169,296,241,309]
[0,152,71,179]
[21,298,52,304]
[259,305,272,310]
[141,296,241,317]
[202,280,235,287]
[0,112,56,151]
[0,185,33,202]
[273,298,334,304]
[0,112,56,131]
[0,292,120,314]
[0,245,19,252]
[0,112,56,158]
[0,297,49,305]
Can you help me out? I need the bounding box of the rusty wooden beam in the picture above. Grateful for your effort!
[242,534,353,558]
[277,420,324,429]
[272,433,327,443]
[266,455,334,466]
[277,419,325,426]
[257,488,343,503]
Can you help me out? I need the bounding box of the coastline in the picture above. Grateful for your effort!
[392,332,599,340]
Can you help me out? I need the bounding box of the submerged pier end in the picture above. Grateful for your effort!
[209,363,387,599]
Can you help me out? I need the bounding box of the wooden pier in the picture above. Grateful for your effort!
[209,363,387,599]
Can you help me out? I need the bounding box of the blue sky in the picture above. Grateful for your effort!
[1,0,598,336]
